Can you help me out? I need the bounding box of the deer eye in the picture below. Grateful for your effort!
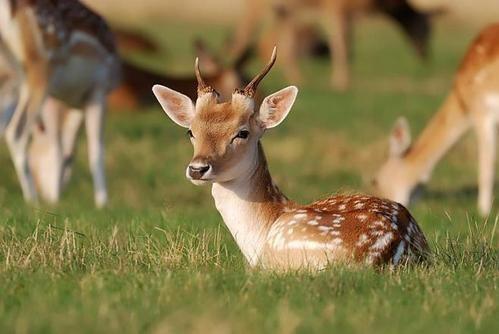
[236,130,249,139]
[187,129,194,139]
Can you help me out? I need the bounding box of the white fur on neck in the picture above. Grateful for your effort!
[211,179,270,266]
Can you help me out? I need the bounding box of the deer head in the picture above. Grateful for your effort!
[372,116,420,205]
[153,47,298,185]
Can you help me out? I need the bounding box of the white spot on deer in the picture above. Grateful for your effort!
[333,216,345,224]
[315,216,322,220]
[354,202,365,210]
[308,220,319,226]
[330,230,341,236]
[371,232,394,251]
[392,240,406,265]
[356,234,369,247]
[357,213,368,222]
[338,204,347,211]
[287,220,299,226]
[294,213,307,219]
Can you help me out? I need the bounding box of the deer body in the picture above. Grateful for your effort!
[153,48,429,270]
[230,0,430,90]
[374,24,499,217]
[0,0,120,206]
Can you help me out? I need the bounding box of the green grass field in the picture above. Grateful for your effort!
[0,19,497,333]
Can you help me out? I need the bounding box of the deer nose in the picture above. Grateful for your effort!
[188,164,211,180]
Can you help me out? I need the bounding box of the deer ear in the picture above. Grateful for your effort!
[390,117,412,157]
[153,85,195,128]
[258,86,298,129]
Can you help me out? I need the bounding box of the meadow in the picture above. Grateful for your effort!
[0,19,497,333]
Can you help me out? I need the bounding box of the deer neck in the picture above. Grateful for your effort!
[403,91,471,185]
[211,142,294,266]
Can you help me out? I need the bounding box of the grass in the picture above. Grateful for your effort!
[0,18,498,333]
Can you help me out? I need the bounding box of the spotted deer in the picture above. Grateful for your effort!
[373,24,499,217]
[153,48,429,270]
[229,0,432,90]
[0,0,120,207]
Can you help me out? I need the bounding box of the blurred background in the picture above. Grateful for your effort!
[1,0,498,216]
[85,0,499,25]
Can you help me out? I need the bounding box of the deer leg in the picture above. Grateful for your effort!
[84,92,107,208]
[0,75,19,136]
[61,109,84,188]
[29,97,63,203]
[475,114,496,217]
[323,8,350,90]
[278,20,303,84]
[4,82,43,202]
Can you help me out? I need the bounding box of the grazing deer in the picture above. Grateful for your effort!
[373,24,499,217]
[108,41,251,109]
[0,0,120,207]
[229,0,431,90]
[153,48,429,270]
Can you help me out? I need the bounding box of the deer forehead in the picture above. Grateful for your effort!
[191,101,253,136]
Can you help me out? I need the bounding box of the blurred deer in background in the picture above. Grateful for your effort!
[109,40,252,109]
[229,0,432,90]
[0,0,120,207]
[373,24,499,217]
[153,47,429,270]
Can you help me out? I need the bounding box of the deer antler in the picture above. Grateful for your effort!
[237,46,277,98]
[195,57,218,96]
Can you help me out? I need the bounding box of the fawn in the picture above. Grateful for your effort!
[373,23,499,217]
[153,48,429,270]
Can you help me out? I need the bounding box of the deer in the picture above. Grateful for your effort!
[373,23,499,217]
[229,0,431,91]
[109,40,252,109]
[0,0,120,207]
[152,47,429,270]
